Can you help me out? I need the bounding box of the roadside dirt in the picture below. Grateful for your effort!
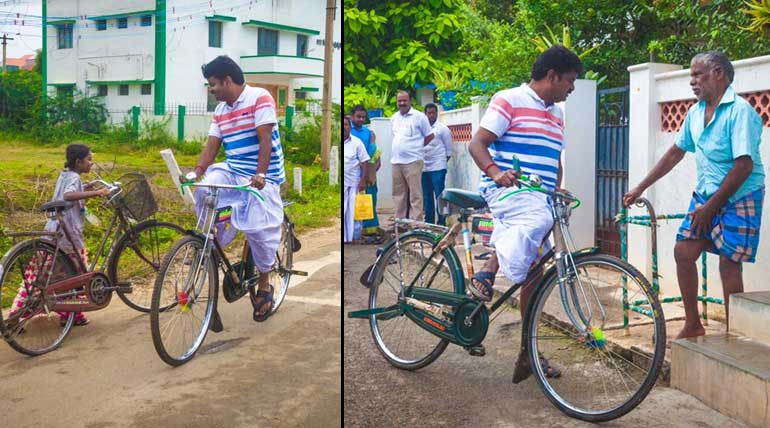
[0,225,342,428]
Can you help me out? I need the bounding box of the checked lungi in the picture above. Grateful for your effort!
[677,187,765,263]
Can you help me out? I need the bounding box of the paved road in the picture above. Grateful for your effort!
[0,226,341,428]
[343,242,745,428]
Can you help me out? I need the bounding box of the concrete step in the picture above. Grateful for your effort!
[671,333,770,428]
[730,291,770,346]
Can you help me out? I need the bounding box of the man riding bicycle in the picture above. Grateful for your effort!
[186,55,285,322]
[467,45,583,380]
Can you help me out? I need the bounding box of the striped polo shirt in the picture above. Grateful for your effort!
[208,85,286,184]
[478,84,565,193]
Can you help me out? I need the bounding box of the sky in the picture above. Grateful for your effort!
[0,0,42,58]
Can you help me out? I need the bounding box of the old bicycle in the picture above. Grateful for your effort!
[349,174,666,422]
[0,174,186,356]
[150,178,306,366]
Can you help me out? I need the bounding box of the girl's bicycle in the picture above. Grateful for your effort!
[150,180,306,366]
[0,174,186,356]
[349,174,666,422]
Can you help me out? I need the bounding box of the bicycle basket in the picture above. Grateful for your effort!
[115,173,157,221]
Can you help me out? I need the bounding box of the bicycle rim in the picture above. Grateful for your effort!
[0,240,76,356]
[151,236,217,366]
[111,221,186,312]
[369,233,457,370]
[526,254,665,421]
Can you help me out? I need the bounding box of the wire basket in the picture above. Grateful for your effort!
[116,173,157,222]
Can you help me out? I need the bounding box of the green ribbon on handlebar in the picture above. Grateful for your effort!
[180,181,265,201]
[498,175,581,209]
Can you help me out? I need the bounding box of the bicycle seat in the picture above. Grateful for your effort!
[40,200,73,213]
[439,189,487,209]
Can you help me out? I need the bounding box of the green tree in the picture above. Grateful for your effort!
[0,69,41,130]
[33,49,42,74]
[344,0,471,111]
[648,0,770,67]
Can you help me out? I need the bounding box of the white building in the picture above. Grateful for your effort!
[43,0,341,121]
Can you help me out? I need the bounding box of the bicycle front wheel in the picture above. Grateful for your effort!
[0,239,77,356]
[150,235,218,366]
[369,231,462,370]
[523,253,665,422]
[109,220,186,312]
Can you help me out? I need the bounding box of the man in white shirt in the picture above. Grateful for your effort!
[390,90,434,224]
[343,116,370,243]
[191,55,286,322]
[422,103,453,225]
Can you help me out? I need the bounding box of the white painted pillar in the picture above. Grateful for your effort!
[561,79,597,249]
[329,146,339,186]
[627,62,682,279]
[293,167,302,195]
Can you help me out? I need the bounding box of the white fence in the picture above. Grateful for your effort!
[627,55,770,299]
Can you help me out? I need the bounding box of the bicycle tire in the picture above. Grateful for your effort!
[0,239,77,356]
[108,220,186,312]
[256,212,294,314]
[368,231,463,370]
[522,253,665,422]
[150,234,218,366]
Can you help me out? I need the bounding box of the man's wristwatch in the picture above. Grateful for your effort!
[256,173,266,179]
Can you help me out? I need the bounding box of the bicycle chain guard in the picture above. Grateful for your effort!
[453,300,489,347]
[223,261,253,303]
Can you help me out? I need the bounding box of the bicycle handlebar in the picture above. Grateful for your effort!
[180,181,265,201]
[498,174,581,209]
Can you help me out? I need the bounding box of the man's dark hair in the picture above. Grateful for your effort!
[351,104,367,115]
[531,45,583,81]
[343,115,351,126]
[424,103,438,112]
[201,55,245,85]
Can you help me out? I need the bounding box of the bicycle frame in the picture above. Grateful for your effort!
[350,183,604,347]
[183,183,265,297]
[5,179,166,313]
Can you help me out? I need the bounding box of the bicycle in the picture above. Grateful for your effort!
[150,179,306,366]
[0,174,186,356]
[349,173,666,422]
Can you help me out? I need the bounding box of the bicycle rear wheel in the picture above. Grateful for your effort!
[256,213,294,314]
[150,235,218,366]
[523,253,665,422]
[109,220,186,312]
[0,239,77,356]
[369,231,461,370]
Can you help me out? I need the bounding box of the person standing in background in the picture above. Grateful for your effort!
[421,103,453,225]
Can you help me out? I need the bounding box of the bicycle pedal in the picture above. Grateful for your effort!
[116,282,132,294]
[465,345,486,357]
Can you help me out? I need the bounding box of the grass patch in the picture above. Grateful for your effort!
[0,138,339,259]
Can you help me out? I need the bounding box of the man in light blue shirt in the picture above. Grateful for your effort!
[624,51,765,340]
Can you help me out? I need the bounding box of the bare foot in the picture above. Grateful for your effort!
[675,325,706,340]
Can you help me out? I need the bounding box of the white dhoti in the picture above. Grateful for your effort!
[194,163,283,273]
[483,187,554,284]
[343,183,358,243]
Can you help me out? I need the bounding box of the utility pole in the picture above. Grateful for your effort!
[2,33,14,74]
[319,0,336,171]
